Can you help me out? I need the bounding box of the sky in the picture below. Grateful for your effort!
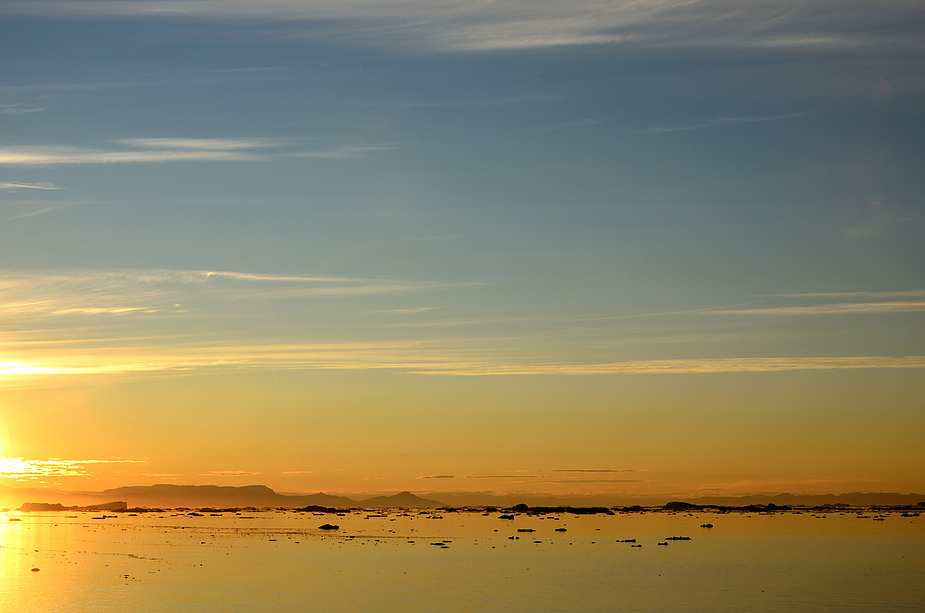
[1,0,924,502]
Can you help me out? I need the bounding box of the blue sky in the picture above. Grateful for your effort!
[1,0,924,498]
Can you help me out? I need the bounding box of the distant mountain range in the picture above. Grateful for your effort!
[0,484,443,509]
[1,484,922,510]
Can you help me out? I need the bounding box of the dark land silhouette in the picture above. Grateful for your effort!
[0,484,442,509]
[2,483,923,511]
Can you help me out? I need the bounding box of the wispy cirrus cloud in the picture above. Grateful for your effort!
[5,351,925,386]
[642,112,807,133]
[463,475,537,480]
[117,137,281,151]
[552,469,637,473]
[201,470,262,477]
[381,307,440,315]
[0,138,394,165]
[2,349,925,387]
[540,478,642,483]
[763,290,925,299]
[0,104,47,115]
[5,207,70,221]
[0,144,264,165]
[0,267,465,319]
[710,302,925,316]
[1,0,920,54]
[531,118,600,133]
[408,356,925,376]
[2,270,923,385]
[289,145,398,159]
[0,181,62,190]
[335,95,553,109]
[707,289,925,316]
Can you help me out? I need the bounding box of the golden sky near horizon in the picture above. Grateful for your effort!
[2,365,923,499]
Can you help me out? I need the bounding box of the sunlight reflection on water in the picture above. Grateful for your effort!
[2,510,923,612]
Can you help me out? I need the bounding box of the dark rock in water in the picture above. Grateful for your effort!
[665,536,691,540]
[701,523,714,528]
[664,502,701,510]
[658,542,668,546]
[619,539,636,543]
[555,528,567,532]
[298,505,340,513]
[506,503,613,515]
[498,514,515,520]
[568,507,613,515]
[318,523,339,530]
[630,544,642,548]
[741,503,791,512]
[31,568,40,572]
[517,528,535,532]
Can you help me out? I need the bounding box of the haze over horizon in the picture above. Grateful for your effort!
[1,0,923,501]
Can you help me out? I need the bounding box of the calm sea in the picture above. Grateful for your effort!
[2,508,923,612]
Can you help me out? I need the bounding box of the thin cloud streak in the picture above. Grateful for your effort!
[409,356,925,376]
[2,354,924,387]
[0,145,263,165]
[0,105,47,115]
[0,139,392,165]
[642,113,806,133]
[0,181,62,190]
[381,307,440,314]
[288,145,399,159]
[4,207,70,222]
[710,302,925,315]
[552,469,637,473]
[762,290,925,299]
[540,478,642,483]
[117,137,284,150]
[531,119,599,133]
[333,95,554,108]
[0,268,468,318]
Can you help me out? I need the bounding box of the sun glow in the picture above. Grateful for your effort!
[0,456,89,479]
[0,361,70,376]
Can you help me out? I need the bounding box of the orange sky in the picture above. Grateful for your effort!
[2,365,923,500]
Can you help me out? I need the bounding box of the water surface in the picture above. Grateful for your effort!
[2,509,922,612]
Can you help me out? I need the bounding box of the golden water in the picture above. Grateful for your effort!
[2,509,923,611]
